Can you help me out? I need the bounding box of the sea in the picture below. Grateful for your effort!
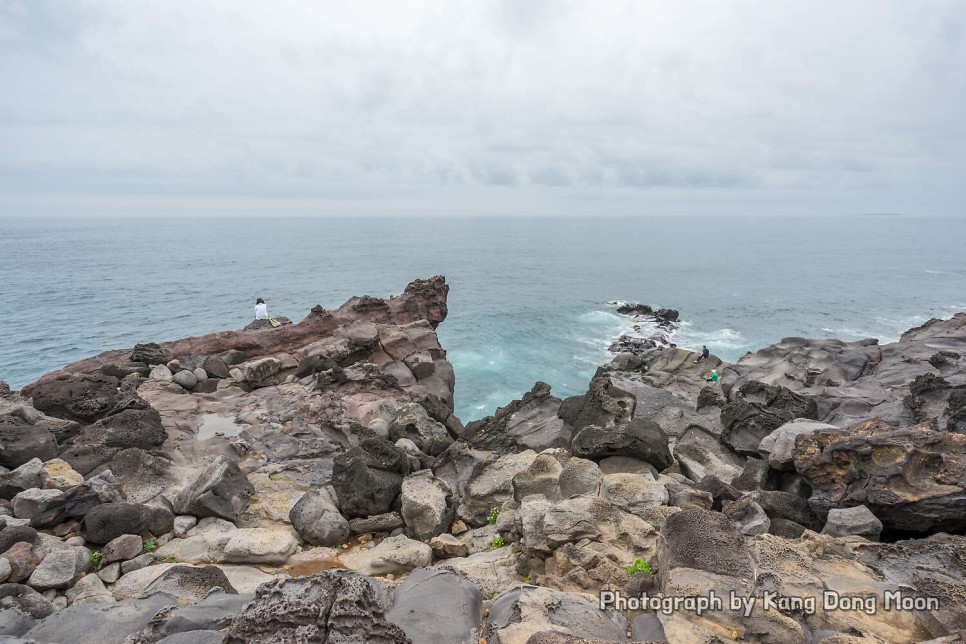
[1,215,963,422]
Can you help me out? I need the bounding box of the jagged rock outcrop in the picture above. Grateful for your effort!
[2,281,966,643]
[463,382,571,454]
[794,418,966,532]
[721,313,966,427]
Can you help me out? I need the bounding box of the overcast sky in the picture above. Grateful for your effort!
[1,0,964,216]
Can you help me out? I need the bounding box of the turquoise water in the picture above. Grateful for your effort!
[1,215,964,421]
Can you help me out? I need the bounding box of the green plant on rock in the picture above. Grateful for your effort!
[143,539,157,553]
[491,536,505,550]
[624,558,654,575]
[487,507,500,525]
[523,576,531,584]
[90,550,102,569]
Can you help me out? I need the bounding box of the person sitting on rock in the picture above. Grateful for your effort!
[706,369,719,383]
[255,298,269,320]
[694,345,710,363]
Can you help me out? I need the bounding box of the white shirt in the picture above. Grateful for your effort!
[255,302,268,319]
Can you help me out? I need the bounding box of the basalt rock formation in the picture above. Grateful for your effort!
[0,283,964,644]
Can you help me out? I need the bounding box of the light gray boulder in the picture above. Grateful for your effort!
[723,497,771,536]
[101,534,143,564]
[600,473,669,517]
[400,471,454,540]
[342,535,432,577]
[517,496,601,555]
[172,456,254,521]
[385,568,482,644]
[673,425,745,484]
[822,505,883,541]
[172,370,198,390]
[26,550,79,590]
[457,450,537,526]
[758,419,837,471]
[222,528,297,564]
[511,452,564,502]
[289,487,350,547]
[66,573,114,605]
[12,489,64,520]
[558,457,601,498]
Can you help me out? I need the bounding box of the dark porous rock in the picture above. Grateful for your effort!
[82,502,174,545]
[751,490,822,532]
[462,382,570,454]
[131,343,173,366]
[142,565,238,603]
[0,584,55,620]
[201,355,230,379]
[23,592,177,644]
[99,362,150,380]
[242,316,293,332]
[658,509,754,582]
[104,448,173,503]
[692,475,742,512]
[567,374,636,432]
[192,378,221,394]
[731,457,779,492]
[571,419,672,470]
[768,518,808,539]
[289,488,350,547]
[906,373,966,433]
[59,408,167,475]
[0,424,57,470]
[172,456,254,521]
[331,438,409,518]
[384,568,481,644]
[483,585,627,644]
[720,381,818,456]
[388,403,454,456]
[348,512,404,535]
[794,419,966,532]
[696,385,726,410]
[226,570,409,643]
[616,303,654,316]
[295,354,339,379]
[0,528,38,556]
[26,373,121,423]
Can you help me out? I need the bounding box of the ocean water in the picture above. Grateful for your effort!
[1,215,963,422]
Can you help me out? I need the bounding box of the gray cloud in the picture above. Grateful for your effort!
[1,0,964,216]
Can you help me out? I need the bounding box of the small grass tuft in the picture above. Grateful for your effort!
[624,558,654,575]
[143,539,157,553]
[491,536,505,550]
[90,550,102,569]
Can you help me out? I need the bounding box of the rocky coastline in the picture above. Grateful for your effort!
[0,276,964,643]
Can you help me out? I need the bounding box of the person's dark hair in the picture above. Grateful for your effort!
[256,298,265,304]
